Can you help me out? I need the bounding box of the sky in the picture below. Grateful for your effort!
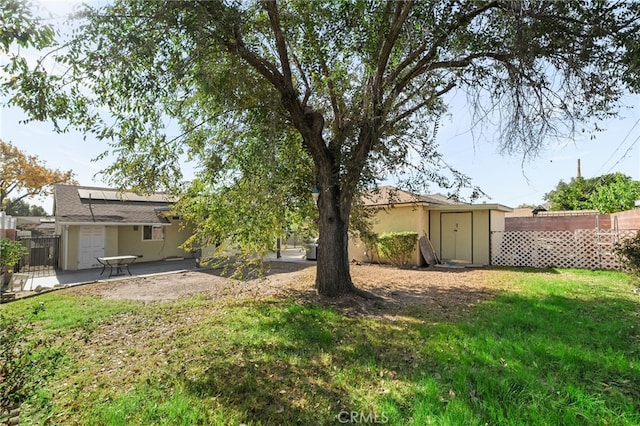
[2,0,640,215]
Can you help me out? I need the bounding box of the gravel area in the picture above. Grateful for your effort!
[62,262,504,318]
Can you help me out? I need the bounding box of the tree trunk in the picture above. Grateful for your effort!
[281,101,362,297]
[315,183,355,297]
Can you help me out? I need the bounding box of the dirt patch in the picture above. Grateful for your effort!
[62,262,505,318]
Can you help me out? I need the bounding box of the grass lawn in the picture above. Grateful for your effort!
[1,268,639,425]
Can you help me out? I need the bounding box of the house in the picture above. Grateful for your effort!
[16,216,57,237]
[54,184,194,271]
[0,211,17,239]
[349,186,512,266]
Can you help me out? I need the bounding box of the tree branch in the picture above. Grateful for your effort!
[318,50,343,137]
[388,1,501,100]
[286,39,312,105]
[211,3,333,173]
[223,37,284,90]
[386,81,456,130]
[340,3,417,210]
[262,0,294,91]
[373,0,413,93]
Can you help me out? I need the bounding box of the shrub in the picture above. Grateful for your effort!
[376,232,418,267]
[0,238,27,275]
[614,232,640,276]
[359,230,379,263]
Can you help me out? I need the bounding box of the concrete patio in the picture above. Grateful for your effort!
[8,246,310,293]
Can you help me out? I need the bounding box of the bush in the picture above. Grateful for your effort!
[614,232,640,276]
[0,238,27,275]
[359,230,379,263]
[376,232,418,267]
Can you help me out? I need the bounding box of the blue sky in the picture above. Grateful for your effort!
[2,0,640,214]
[436,91,640,206]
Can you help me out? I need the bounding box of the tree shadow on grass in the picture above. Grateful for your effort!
[178,302,356,424]
[175,286,640,425]
[204,259,316,280]
[489,266,560,274]
[488,265,562,274]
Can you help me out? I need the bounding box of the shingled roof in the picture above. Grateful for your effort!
[361,186,513,212]
[361,186,457,207]
[54,184,174,225]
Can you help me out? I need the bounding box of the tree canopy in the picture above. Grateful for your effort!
[4,198,48,216]
[0,140,75,213]
[544,172,640,214]
[4,0,640,296]
[1,0,56,116]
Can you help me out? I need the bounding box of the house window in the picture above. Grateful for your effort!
[142,225,164,241]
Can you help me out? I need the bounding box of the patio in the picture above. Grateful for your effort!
[8,247,309,294]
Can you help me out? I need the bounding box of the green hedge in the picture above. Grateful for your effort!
[376,232,418,267]
[0,238,27,275]
[614,232,640,276]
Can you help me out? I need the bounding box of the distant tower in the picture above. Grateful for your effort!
[577,158,581,178]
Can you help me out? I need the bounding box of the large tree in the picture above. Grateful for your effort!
[1,0,56,117]
[4,198,48,216]
[0,140,75,213]
[5,0,640,296]
[545,172,640,213]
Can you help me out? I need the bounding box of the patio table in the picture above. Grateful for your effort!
[97,256,138,278]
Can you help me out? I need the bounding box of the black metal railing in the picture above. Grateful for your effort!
[17,235,60,278]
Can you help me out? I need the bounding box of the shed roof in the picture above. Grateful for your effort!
[362,186,457,207]
[54,184,174,225]
[362,186,512,212]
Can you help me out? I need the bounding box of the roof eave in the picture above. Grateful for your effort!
[364,202,513,212]
[55,221,173,226]
[425,203,513,212]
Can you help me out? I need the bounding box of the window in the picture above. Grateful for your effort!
[142,225,164,241]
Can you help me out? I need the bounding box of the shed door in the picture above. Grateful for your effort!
[78,226,105,269]
[440,212,472,262]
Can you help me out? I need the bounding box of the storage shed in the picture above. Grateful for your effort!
[349,186,512,266]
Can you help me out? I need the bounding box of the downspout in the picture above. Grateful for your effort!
[488,210,492,266]
[89,193,95,222]
[471,211,474,264]
[64,225,69,271]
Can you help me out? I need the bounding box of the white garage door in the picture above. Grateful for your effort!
[78,226,105,269]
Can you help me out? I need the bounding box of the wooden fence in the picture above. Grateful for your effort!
[491,229,639,270]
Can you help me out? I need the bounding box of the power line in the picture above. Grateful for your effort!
[596,117,640,175]
[604,133,640,175]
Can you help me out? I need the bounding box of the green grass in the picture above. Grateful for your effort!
[2,268,639,425]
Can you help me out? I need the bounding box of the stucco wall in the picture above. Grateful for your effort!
[491,210,506,232]
[348,204,428,266]
[58,220,193,270]
[473,210,490,265]
[165,220,194,257]
[105,226,119,257]
[117,221,191,262]
[58,225,80,271]
[349,206,502,266]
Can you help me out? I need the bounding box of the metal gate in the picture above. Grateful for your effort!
[18,235,60,277]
